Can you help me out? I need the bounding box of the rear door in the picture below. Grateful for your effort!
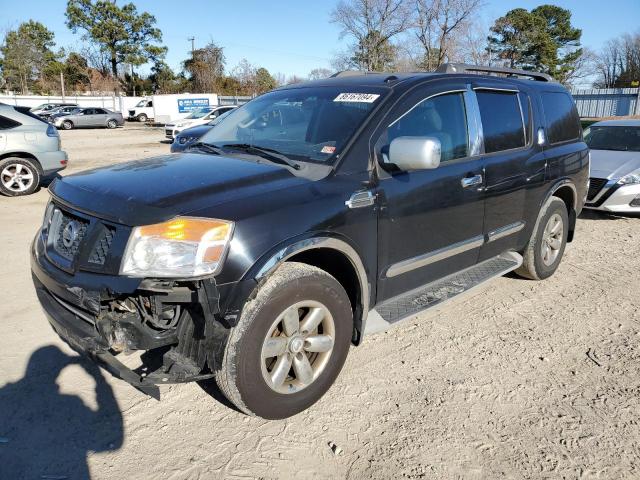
[474,82,545,261]
[374,80,486,302]
[91,108,110,126]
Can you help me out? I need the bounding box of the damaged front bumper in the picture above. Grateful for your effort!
[30,235,248,398]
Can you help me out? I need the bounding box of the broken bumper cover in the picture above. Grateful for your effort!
[30,237,233,396]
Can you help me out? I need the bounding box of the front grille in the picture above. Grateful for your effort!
[165,129,173,137]
[587,178,608,201]
[88,227,115,265]
[52,210,89,260]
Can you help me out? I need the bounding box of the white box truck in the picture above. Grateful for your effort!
[126,94,219,124]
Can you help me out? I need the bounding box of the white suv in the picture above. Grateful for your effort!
[0,104,68,196]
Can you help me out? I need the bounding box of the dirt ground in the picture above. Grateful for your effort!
[1,126,640,479]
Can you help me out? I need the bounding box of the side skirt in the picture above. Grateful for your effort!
[364,251,523,335]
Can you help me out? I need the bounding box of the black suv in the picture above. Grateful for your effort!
[31,64,588,419]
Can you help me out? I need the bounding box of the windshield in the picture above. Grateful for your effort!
[584,125,640,152]
[185,108,213,119]
[200,86,386,162]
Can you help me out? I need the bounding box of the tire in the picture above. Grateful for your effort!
[107,119,117,129]
[62,120,73,130]
[215,262,353,419]
[516,197,569,280]
[137,114,148,123]
[0,157,41,196]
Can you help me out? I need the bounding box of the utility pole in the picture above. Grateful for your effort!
[60,71,66,102]
[188,37,195,58]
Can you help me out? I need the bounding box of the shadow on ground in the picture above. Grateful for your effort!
[0,345,123,479]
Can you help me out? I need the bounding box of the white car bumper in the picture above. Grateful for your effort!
[585,183,640,212]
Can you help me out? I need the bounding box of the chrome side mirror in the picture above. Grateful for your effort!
[389,136,441,171]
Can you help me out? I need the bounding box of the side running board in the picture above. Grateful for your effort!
[364,251,523,335]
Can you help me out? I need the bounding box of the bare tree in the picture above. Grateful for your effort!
[330,0,412,70]
[563,47,598,88]
[413,0,484,70]
[308,67,334,80]
[594,33,640,88]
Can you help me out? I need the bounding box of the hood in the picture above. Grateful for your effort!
[49,153,329,226]
[589,149,640,179]
[177,124,212,138]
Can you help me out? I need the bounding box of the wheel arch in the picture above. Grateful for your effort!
[0,151,43,174]
[543,180,577,242]
[253,236,370,345]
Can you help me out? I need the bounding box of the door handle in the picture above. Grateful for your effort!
[461,174,483,188]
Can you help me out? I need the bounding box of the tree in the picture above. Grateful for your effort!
[595,33,640,88]
[308,68,333,80]
[65,0,166,84]
[413,0,484,70]
[330,0,412,70]
[488,5,582,83]
[0,21,59,93]
[255,67,277,93]
[183,42,225,92]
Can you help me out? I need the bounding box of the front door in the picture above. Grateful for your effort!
[375,81,486,302]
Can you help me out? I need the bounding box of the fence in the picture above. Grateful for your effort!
[570,88,640,118]
[0,94,253,112]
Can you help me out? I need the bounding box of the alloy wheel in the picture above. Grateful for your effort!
[1,163,35,193]
[260,300,336,394]
[541,213,563,266]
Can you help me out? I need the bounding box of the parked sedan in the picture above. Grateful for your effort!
[30,102,77,117]
[39,105,82,122]
[584,119,640,213]
[170,109,235,152]
[53,107,124,130]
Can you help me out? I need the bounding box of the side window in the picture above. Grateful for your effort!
[542,92,580,144]
[95,109,107,114]
[0,115,22,130]
[476,90,525,153]
[148,101,153,107]
[386,92,469,162]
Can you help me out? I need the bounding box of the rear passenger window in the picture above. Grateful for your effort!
[542,92,580,144]
[476,90,525,153]
[0,115,21,129]
[387,92,469,162]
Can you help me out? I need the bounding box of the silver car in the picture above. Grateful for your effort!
[0,103,67,196]
[584,119,640,213]
[53,107,124,130]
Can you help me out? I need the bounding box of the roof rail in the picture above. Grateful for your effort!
[330,70,387,78]
[436,63,553,82]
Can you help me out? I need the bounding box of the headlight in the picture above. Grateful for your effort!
[619,172,640,185]
[178,136,194,145]
[176,122,186,128]
[120,217,234,278]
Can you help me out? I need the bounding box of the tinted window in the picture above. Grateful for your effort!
[386,92,469,162]
[0,115,21,129]
[584,126,640,152]
[94,109,107,114]
[542,92,580,144]
[476,90,525,153]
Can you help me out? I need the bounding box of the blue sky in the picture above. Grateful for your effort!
[1,0,638,77]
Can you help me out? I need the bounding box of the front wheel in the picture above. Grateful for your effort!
[62,120,73,130]
[215,262,353,419]
[516,197,569,280]
[137,113,148,122]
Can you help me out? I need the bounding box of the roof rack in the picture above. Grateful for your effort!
[436,63,553,82]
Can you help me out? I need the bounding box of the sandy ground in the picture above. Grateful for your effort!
[1,126,640,479]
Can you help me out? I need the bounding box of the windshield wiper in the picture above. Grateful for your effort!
[187,141,224,155]
[222,143,301,170]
